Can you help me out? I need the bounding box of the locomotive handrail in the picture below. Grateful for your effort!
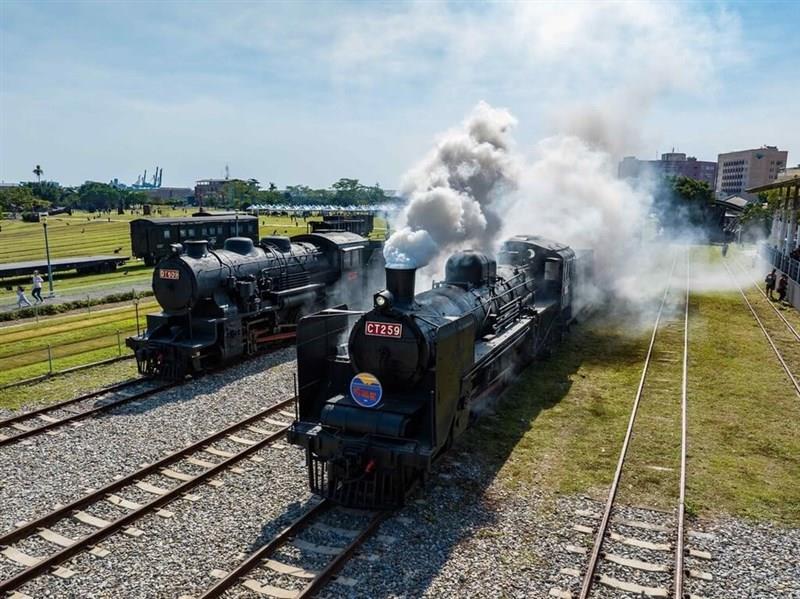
[461,276,535,318]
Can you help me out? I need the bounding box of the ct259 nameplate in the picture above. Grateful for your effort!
[159,269,180,280]
[365,321,402,338]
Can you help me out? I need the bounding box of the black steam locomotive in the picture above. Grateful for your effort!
[288,235,591,508]
[127,232,382,378]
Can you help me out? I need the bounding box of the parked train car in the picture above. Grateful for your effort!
[309,214,375,238]
[288,235,592,509]
[126,232,383,378]
[130,215,259,265]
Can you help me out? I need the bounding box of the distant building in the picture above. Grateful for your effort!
[618,152,717,186]
[194,179,246,206]
[715,145,788,198]
[777,164,800,182]
[141,187,193,203]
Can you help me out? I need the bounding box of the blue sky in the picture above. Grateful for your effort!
[1,1,798,188]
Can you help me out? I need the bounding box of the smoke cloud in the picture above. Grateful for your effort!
[383,101,519,269]
[379,2,747,306]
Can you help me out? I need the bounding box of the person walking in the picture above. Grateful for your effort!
[16,286,32,308]
[31,270,44,304]
[778,273,789,303]
[765,269,777,300]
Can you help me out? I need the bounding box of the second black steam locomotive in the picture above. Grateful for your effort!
[127,232,381,378]
[288,235,592,508]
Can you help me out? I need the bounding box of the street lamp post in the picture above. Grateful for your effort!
[41,215,54,297]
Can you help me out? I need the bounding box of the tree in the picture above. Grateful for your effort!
[653,176,718,236]
[739,202,772,241]
[24,181,62,205]
[0,186,50,213]
[32,164,43,183]
[220,180,260,208]
[77,182,122,211]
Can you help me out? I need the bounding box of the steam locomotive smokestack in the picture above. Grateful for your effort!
[385,267,416,306]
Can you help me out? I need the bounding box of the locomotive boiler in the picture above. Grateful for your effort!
[288,235,592,509]
[127,232,381,378]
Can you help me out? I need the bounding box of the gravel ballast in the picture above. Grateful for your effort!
[0,348,296,533]
[2,350,798,597]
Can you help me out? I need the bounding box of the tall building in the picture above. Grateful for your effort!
[618,152,717,186]
[715,145,788,198]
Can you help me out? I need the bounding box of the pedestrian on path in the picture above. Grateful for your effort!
[16,286,32,309]
[778,273,789,303]
[31,270,44,303]
[765,269,777,300]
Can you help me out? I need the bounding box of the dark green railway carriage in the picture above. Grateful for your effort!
[129,215,259,265]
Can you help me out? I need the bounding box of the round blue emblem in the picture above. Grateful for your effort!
[350,372,383,408]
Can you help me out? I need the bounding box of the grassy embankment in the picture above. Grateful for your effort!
[0,359,140,411]
[0,298,158,390]
[467,245,800,524]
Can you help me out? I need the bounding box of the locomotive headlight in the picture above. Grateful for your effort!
[374,290,393,310]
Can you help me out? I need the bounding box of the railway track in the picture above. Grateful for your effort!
[0,378,175,448]
[201,499,388,599]
[0,395,298,595]
[725,259,800,396]
[731,258,800,342]
[550,250,711,598]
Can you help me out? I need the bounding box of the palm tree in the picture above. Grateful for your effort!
[33,165,43,183]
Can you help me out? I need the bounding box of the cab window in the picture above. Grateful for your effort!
[544,259,561,281]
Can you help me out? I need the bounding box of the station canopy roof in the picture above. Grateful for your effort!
[717,195,749,211]
[746,175,800,194]
[245,203,400,212]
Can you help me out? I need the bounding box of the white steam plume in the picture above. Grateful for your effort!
[378,2,747,306]
[506,133,653,299]
[384,101,518,269]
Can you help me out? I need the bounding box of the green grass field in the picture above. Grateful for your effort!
[0,298,158,388]
[0,210,387,306]
[467,245,800,524]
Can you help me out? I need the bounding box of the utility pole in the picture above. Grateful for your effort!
[42,215,54,296]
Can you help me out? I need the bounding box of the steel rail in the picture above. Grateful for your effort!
[0,397,297,594]
[199,500,388,599]
[199,501,332,599]
[723,260,800,397]
[0,395,296,547]
[578,252,679,599]
[674,249,691,598]
[0,380,176,447]
[297,510,390,598]
[0,378,141,427]
[731,258,800,342]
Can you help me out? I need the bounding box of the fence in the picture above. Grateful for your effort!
[762,245,800,283]
[0,295,154,388]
